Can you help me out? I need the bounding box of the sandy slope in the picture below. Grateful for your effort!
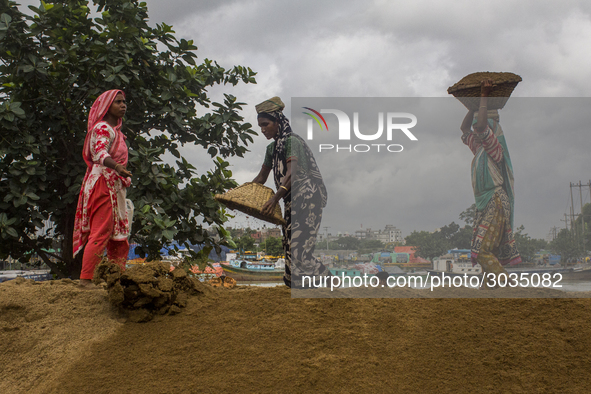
[1,278,591,393]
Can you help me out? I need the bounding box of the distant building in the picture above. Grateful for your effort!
[354,225,404,244]
[227,227,245,238]
[355,228,372,239]
[383,225,404,244]
[261,227,281,241]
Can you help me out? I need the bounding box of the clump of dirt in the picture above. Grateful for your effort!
[93,261,208,322]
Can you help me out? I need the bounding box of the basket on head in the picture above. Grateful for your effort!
[447,72,522,111]
[214,182,286,226]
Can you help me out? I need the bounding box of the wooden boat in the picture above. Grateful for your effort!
[221,259,284,282]
[552,266,591,281]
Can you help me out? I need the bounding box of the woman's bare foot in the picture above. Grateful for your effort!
[78,279,97,290]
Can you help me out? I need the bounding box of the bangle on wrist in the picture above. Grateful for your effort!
[280,185,288,192]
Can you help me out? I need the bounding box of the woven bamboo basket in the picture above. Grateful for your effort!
[214,182,286,226]
[447,72,522,111]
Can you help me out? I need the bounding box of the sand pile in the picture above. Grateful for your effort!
[93,261,209,322]
[2,278,591,393]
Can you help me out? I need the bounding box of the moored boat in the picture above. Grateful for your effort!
[428,254,482,277]
[546,266,591,280]
[0,270,53,283]
[221,259,284,282]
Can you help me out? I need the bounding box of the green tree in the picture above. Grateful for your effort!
[383,242,403,251]
[334,236,360,250]
[450,226,473,249]
[326,240,341,250]
[357,238,384,254]
[408,221,471,259]
[236,235,255,252]
[459,204,477,227]
[513,225,547,262]
[550,228,584,261]
[405,230,448,260]
[263,236,283,256]
[572,203,591,252]
[0,0,256,278]
[439,222,460,241]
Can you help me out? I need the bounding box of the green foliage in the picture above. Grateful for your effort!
[451,226,473,249]
[547,203,590,261]
[0,0,257,277]
[550,228,584,261]
[262,236,283,256]
[235,235,255,252]
[404,230,448,260]
[513,225,548,262]
[359,239,384,249]
[383,242,403,252]
[571,203,591,251]
[357,238,384,254]
[334,236,360,250]
[405,221,472,260]
[180,245,213,275]
[316,236,384,253]
[459,204,477,227]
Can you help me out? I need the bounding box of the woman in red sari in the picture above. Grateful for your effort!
[73,89,133,288]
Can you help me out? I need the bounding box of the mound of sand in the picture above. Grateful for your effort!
[1,275,591,393]
[93,261,209,322]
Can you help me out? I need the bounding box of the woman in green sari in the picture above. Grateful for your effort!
[460,80,521,288]
[252,97,332,288]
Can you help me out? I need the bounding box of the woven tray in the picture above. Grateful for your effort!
[215,182,286,226]
[447,72,522,111]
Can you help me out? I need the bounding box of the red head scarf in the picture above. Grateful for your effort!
[82,89,125,167]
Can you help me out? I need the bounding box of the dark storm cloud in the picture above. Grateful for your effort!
[13,0,591,237]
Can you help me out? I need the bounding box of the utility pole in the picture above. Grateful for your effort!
[579,181,585,252]
[570,182,575,232]
[569,181,589,252]
[323,226,330,251]
[547,226,558,242]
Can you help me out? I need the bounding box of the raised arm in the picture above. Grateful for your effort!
[461,109,475,134]
[475,79,493,133]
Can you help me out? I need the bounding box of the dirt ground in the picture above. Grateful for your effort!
[2,274,591,393]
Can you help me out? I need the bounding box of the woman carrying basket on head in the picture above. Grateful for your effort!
[252,97,332,288]
[459,80,521,288]
[73,89,133,288]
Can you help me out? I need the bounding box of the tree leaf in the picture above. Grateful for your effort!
[162,229,175,240]
[6,227,18,238]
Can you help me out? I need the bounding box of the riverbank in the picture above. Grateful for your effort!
[1,278,591,393]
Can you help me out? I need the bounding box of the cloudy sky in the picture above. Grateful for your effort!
[19,0,591,239]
